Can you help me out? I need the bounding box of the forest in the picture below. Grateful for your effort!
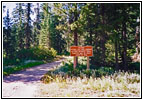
[3,3,140,97]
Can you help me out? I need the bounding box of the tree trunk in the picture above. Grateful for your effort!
[74,28,78,67]
[88,5,92,46]
[25,3,31,49]
[122,10,127,70]
[18,4,24,49]
[89,23,92,45]
[36,3,40,45]
[73,4,78,67]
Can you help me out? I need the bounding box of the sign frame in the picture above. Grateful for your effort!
[70,46,93,57]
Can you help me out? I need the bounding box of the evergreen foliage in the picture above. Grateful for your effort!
[3,3,140,71]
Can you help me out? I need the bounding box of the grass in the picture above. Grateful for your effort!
[38,71,140,97]
[3,55,65,76]
[38,58,140,97]
[3,61,44,76]
[41,60,115,83]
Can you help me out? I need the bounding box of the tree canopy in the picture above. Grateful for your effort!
[3,3,140,71]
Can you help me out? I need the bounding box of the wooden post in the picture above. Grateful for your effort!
[87,56,89,70]
[74,56,76,69]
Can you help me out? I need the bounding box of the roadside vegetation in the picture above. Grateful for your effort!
[38,72,140,97]
[3,61,44,76]
[39,58,140,97]
[3,46,57,76]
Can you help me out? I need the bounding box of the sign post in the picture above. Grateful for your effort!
[74,57,76,69]
[87,56,89,70]
[70,46,93,69]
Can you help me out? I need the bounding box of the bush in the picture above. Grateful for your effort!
[3,58,21,66]
[57,63,74,72]
[96,67,115,77]
[3,46,57,66]
[16,46,57,61]
[128,62,140,73]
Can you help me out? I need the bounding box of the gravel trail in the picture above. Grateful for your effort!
[3,58,66,97]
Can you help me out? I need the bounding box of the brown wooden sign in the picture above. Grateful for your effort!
[70,46,93,56]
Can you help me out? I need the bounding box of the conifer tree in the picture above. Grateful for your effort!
[33,3,41,46]
[12,3,25,50]
[3,9,14,58]
[25,3,32,49]
[39,3,50,47]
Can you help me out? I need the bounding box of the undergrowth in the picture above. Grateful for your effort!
[3,61,44,76]
[40,60,140,97]
[41,61,115,83]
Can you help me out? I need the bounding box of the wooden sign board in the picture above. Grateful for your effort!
[70,46,93,56]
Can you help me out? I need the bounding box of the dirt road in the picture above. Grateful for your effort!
[3,58,67,97]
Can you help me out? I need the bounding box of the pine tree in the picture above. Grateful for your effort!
[3,9,15,59]
[39,3,50,47]
[25,3,32,49]
[33,3,41,46]
[49,15,66,54]
[53,3,84,67]
[12,3,25,50]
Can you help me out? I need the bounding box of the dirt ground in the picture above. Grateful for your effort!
[3,58,67,97]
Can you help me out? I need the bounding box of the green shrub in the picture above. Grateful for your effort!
[56,62,74,73]
[16,46,57,61]
[16,48,33,60]
[3,58,22,66]
[50,48,57,57]
[97,67,115,76]
[82,69,92,76]
[78,64,86,70]
[128,62,140,73]
[72,69,80,76]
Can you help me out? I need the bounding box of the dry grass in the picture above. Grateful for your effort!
[36,72,140,97]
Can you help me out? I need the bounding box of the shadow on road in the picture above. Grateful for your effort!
[3,59,65,83]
